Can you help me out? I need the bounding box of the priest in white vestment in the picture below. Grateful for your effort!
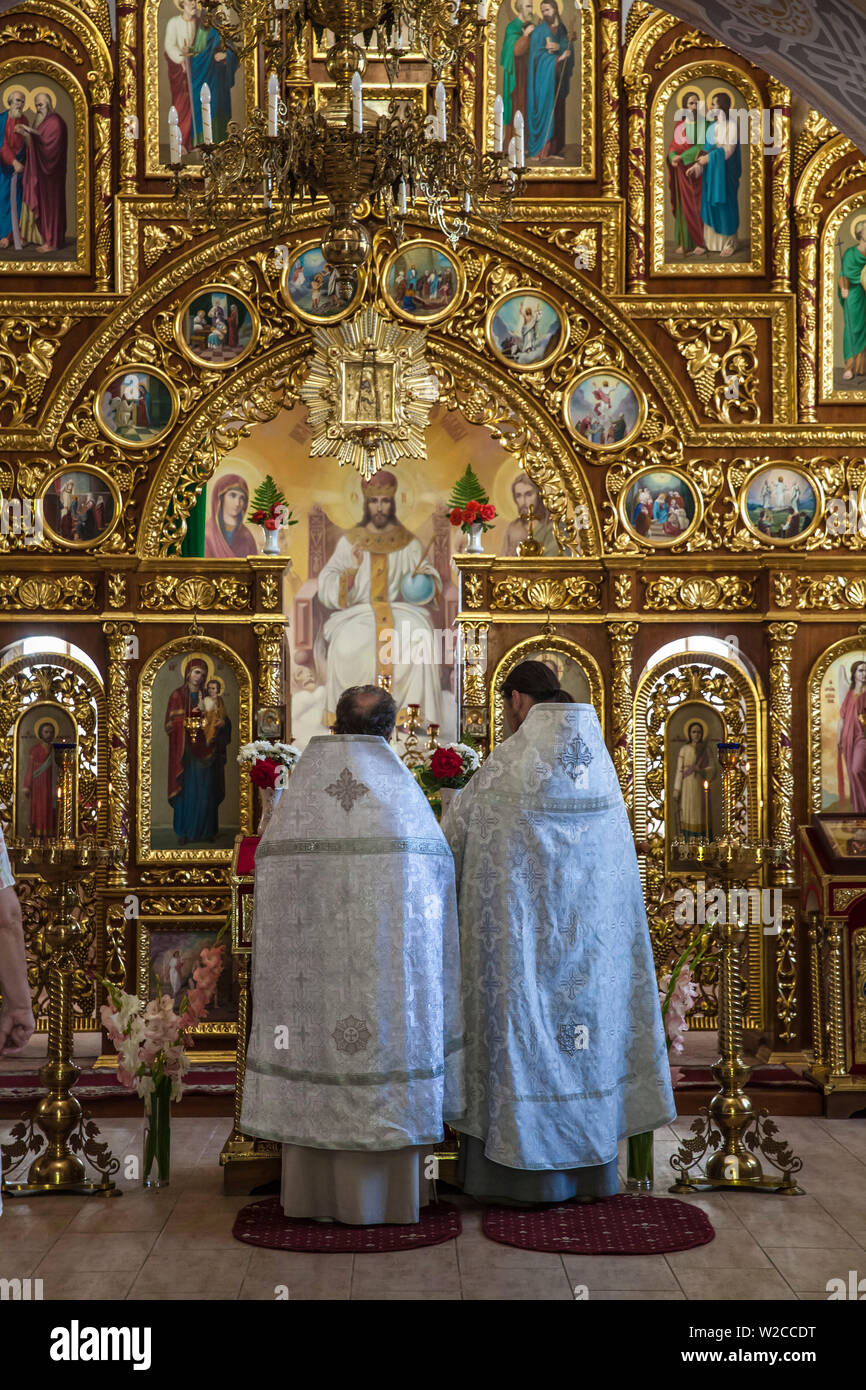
[241,685,464,1224]
[317,471,444,727]
[443,660,675,1204]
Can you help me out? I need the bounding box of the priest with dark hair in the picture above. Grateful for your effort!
[242,684,464,1224]
[443,660,674,1204]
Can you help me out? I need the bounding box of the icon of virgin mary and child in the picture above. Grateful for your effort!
[164,655,232,845]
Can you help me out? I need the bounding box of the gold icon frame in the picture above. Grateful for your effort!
[485,289,569,373]
[37,465,122,550]
[173,282,260,371]
[94,363,179,451]
[381,237,466,326]
[617,464,702,548]
[280,237,366,324]
[563,366,647,453]
[737,463,824,548]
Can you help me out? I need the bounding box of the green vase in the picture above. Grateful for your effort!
[143,1075,171,1189]
[626,1130,654,1191]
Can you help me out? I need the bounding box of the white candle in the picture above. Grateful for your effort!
[508,135,517,168]
[463,190,471,213]
[200,83,213,144]
[435,81,446,140]
[477,0,488,18]
[449,1,459,24]
[168,105,182,164]
[351,71,363,133]
[267,72,280,137]
[493,93,503,152]
[513,109,525,167]
[398,179,407,214]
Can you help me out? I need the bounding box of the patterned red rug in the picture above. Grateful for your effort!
[482,1194,714,1254]
[232,1196,462,1252]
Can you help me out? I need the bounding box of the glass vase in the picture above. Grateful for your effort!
[626,1130,654,1192]
[143,1075,171,1189]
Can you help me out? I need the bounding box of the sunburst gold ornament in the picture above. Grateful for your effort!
[299,307,439,480]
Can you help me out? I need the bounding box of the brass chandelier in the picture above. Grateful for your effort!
[170,1,525,297]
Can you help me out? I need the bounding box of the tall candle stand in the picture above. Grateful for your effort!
[399,703,427,769]
[1,743,125,1198]
[669,741,804,1195]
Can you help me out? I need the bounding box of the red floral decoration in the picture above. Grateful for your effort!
[430,747,464,780]
[249,757,280,789]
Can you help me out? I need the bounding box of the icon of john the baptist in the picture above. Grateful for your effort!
[164,656,232,845]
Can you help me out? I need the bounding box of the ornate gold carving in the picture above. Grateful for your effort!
[854,927,866,1063]
[490,634,604,749]
[607,460,720,555]
[253,623,284,709]
[794,203,820,422]
[643,574,756,611]
[599,4,621,198]
[89,67,112,290]
[103,622,133,886]
[107,573,127,609]
[463,573,484,610]
[662,318,760,425]
[807,912,827,1069]
[0,575,96,610]
[0,318,76,426]
[490,575,601,612]
[768,81,792,294]
[139,896,229,916]
[773,572,794,608]
[624,72,651,294]
[833,886,866,914]
[794,110,838,179]
[1,21,80,61]
[143,224,198,269]
[140,867,229,886]
[607,621,638,812]
[527,224,597,273]
[103,903,126,995]
[723,456,842,552]
[797,575,866,610]
[652,29,724,66]
[613,573,632,609]
[767,621,797,883]
[633,651,763,1027]
[776,903,798,1043]
[458,620,489,738]
[825,919,848,1078]
[139,575,251,612]
[260,573,280,610]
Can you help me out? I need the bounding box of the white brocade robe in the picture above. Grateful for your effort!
[317,532,443,724]
[240,735,465,1155]
[442,704,676,1172]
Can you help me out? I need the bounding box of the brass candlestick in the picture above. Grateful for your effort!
[400,703,426,770]
[669,740,804,1195]
[516,505,544,557]
[1,747,125,1197]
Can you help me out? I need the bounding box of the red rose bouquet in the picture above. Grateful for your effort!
[447,466,496,533]
[415,740,481,793]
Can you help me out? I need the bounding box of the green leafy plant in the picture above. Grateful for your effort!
[447,465,496,532]
[248,475,297,530]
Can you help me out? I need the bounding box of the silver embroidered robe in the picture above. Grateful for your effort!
[442,703,675,1174]
[241,735,465,1164]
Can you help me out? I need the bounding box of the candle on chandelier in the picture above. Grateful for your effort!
[351,71,363,133]
[507,135,518,168]
[703,779,710,837]
[168,105,182,164]
[398,179,407,214]
[463,190,471,213]
[448,1,459,24]
[493,94,503,152]
[200,83,213,144]
[513,109,525,167]
[267,72,280,138]
[477,0,489,18]
[435,82,447,140]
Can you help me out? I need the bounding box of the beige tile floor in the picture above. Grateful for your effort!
[1,1115,865,1300]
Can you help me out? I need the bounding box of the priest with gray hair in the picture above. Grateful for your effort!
[242,684,464,1224]
[442,659,675,1204]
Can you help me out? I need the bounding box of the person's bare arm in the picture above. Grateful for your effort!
[0,885,35,1056]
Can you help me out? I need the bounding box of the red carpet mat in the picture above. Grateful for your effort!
[0,1066,235,1102]
[674,1066,817,1091]
[482,1194,714,1254]
[232,1195,462,1252]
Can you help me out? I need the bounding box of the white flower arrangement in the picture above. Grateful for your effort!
[237,740,301,769]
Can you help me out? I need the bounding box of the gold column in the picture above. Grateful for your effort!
[794,206,819,422]
[768,80,792,295]
[624,74,650,295]
[776,903,798,1045]
[460,620,490,743]
[90,70,112,291]
[607,620,638,813]
[599,6,621,200]
[767,621,797,885]
[253,622,285,710]
[117,1,138,193]
[826,918,848,1081]
[808,910,827,1072]
[102,621,134,888]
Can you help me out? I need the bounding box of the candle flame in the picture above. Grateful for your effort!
[703,780,709,790]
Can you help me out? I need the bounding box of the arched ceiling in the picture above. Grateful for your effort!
[637,0,866,153]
